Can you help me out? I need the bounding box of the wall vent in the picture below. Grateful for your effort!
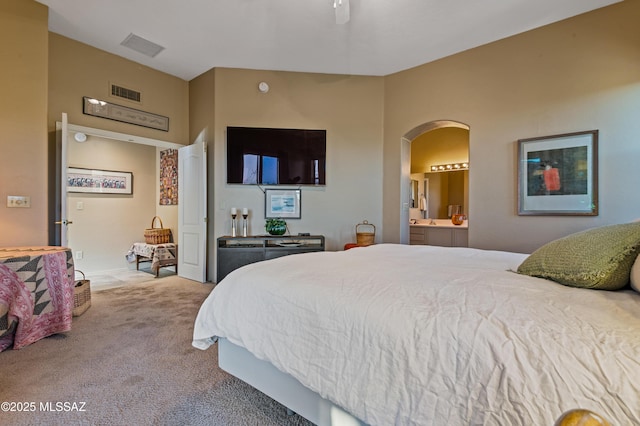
[111,84,141,103]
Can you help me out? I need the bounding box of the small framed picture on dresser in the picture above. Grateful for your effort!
[265,189,301,219]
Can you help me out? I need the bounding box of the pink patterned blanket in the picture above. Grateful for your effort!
[0,247,74,351]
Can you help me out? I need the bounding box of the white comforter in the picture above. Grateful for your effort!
[193,244,640,425]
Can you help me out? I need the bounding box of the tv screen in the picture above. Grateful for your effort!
[226,126,326,185]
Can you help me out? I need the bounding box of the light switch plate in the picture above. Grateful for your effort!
[7,196,31,208]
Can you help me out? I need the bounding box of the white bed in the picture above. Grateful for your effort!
[193,243,640,425]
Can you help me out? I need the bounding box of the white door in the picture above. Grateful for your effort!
[178,138,207,282]
[56,113,71,247]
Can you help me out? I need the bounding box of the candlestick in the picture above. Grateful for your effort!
[242,209,249,237]
[231,208,237,237]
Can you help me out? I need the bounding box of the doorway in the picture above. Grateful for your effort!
[400,120,470,244]
[57,121,184,283]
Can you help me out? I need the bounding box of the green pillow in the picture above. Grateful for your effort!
[517,222,640,290]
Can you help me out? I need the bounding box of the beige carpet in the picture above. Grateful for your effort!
[0,276,314,426]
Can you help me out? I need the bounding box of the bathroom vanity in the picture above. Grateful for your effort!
[409,220,468,247]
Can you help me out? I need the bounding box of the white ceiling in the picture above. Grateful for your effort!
[36,0,620,81]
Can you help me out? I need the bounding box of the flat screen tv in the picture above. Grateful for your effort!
[226,126,326,185]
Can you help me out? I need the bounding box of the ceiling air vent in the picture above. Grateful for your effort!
[120,33,165,58]
[111,84,141,103]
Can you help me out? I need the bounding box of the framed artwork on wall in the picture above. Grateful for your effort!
[159,149,178,205]
[67,167,133,195]
[517,130,598,216]
[82,96,169,131]
[265,189,301,219]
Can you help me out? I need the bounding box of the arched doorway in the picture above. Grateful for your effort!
[399,120,470,244]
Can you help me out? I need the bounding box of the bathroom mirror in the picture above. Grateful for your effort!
[410,179,418,208]
[425,170,467,219]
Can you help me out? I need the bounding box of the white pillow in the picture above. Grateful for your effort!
[631,254,640,292]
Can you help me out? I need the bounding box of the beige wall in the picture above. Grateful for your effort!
[0,0,48,246]
[0,1,188,251]
[196,68,384,281]
[48,34,189,143]
[67,136,157,272]
[3,0,639,267]
[189,69,215,147]
[41,32,187,273]
[384,1,640,253]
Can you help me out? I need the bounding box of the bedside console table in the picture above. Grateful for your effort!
[217,235,325,282]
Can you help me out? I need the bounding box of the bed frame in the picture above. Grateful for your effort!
[218,338,367,426]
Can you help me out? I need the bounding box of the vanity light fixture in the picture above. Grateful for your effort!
[430,162,469,172]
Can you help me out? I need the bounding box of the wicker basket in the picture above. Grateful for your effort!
[73,270,91,317]
[144,216,171,244]
[356,220,376,246]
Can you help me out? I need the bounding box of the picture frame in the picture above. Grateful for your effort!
[67,167,133,195]
[517,130,598,216]
[82,96,169,131]
[265,189,301,219]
